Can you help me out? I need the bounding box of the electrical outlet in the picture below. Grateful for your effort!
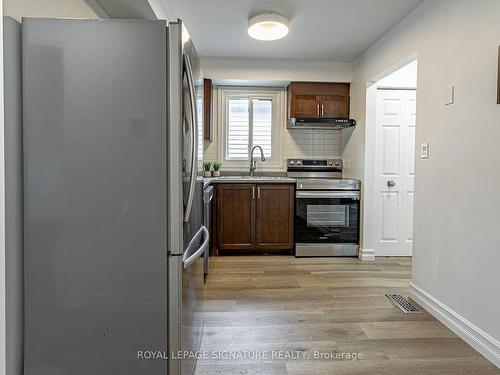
[445,85,454,105]
[421,142,429,159]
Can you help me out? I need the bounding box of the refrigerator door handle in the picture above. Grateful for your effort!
[183,226,209,269]
[183,53,198,223]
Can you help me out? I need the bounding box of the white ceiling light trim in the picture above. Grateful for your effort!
[248,13,289,41]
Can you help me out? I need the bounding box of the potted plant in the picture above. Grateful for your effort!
[203,161,212,177]
[212,161,223,177]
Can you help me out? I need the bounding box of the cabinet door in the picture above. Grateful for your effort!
[256,184,294,250]
[320,94,349,118]
[203,78,213,140]
[217,184,255,250]
[291,95,319,118]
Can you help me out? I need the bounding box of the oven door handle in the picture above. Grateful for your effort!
[296,191,360,200]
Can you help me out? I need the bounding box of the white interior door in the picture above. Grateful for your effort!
[374,89,416,256]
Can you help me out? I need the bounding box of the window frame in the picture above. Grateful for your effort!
[217,86,285,171]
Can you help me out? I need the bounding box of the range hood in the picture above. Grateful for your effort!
[288,118,356,130]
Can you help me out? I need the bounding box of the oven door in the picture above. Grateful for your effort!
[295,190,360,256]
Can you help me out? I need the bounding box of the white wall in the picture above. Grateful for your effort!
[0,0,5,372]
[343,0,500,361]
[4,0,97,21]
[202,56,352,84]
[377,60,417,88]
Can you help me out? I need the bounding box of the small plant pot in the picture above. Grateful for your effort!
[212,171,221,177]
[204,171,212,177]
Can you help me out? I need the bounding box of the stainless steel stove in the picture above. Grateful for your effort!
[287,159,361,257]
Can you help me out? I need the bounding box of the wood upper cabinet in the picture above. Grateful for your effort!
[320,94,349,118]
[256,184,294,250]
[217,184,255,250]
[288,82,350,121]
[203,78,213,141]
[216,183,294,252]
[291,95,318,118]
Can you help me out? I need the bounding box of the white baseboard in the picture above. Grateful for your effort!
[409,282,500,368]
[359,248,375,261]
[375,250,412,257]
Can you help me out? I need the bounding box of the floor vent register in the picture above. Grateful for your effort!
[385,294,421,313]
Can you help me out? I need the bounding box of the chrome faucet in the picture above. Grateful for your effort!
[249,145,266,176]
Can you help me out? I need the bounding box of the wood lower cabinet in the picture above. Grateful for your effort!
[256,184,294,249]
[216,183,294,252]
[217,184,255,250]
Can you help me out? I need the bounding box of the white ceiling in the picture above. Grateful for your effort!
[159,0,423,62]
[85,0,157,19]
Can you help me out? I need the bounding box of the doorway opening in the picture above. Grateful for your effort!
[363,57,418,258]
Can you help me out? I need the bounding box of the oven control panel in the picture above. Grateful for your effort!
[287,159,343,169]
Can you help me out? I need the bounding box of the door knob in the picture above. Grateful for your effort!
[387,180,396,187]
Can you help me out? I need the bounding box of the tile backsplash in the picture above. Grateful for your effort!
[204,128,342,171]
[203,140,218,162]
[284,128,342,159]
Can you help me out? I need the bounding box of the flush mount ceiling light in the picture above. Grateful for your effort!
[248,13,289,41]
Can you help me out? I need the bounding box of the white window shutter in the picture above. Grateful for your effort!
[251,99,272,158]
[227,99,249,160]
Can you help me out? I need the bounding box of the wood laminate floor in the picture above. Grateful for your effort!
[195,256,499,375]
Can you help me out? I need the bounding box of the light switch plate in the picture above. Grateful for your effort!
[445,85,454,105]
[421,142,429,159]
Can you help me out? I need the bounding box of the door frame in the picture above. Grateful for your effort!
[361,54,418,260]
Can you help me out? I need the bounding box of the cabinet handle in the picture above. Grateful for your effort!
[316,104,320,117]
[257,186,260,199]
[252,186,255,200]
[321,105,324,116]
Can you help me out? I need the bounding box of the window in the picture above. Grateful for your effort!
[219,87,284,169]
[226,98,273,160]
[226,99,249,159]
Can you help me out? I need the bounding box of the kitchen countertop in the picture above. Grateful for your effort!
[204,175,296,187]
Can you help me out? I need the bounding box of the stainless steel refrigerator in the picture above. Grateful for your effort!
[22,18,207,375]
